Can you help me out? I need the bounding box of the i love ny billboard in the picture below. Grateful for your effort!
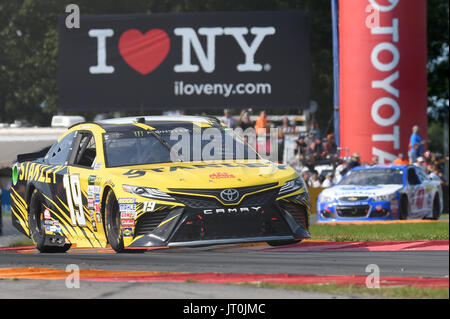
[58,11,310,111]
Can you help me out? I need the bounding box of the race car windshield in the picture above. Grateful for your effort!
[103,126,259,167]
[339,169,403,186]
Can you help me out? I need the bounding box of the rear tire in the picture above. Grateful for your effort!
[28,189,71,253]
[399,196,409,220]
[432,195,441,220]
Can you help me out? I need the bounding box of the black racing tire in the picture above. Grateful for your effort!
[104,190,125,253]
[104,190,146,253]
[28,189,71,253]
[399,196,409,220]
[432,194,441,220]
[267,239,301,247]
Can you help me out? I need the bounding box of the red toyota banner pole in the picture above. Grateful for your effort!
[338,0,427,163]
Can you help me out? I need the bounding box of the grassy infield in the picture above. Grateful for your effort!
[309,220,449,242]
[7,215,450,298]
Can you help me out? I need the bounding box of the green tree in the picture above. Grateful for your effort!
[0,0,334,128]
[0,0,447,133]
[427,0,449,122]
[0,0,61,125]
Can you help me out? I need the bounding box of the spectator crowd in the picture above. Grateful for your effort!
[221,110,449,189]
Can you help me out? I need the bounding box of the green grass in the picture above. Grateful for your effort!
[235,282,449,299]
[8,237,34,247]
[309,221,449,241]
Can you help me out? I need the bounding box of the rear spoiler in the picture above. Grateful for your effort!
[16,146,52,163]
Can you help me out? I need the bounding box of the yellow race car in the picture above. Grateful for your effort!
[10,116,310,253]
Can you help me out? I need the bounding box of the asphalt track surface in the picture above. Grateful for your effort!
[0,215,448,299]
[0,245,447,299]
[0,213,448,278]
[0,245,448,278]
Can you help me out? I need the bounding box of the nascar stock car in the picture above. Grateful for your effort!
[10,116,310,253]
[317,165,443,222]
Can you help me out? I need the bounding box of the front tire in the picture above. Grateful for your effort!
[104,190,146,254]
[104,190,125,253]
[28,189,71,253]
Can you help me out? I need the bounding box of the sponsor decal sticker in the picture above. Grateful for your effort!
[121,211,137,219]
[123,227,133,237]
[88,175,102,186]
[44,209,51,220]
[118,198,136,211]
[121,219,135,227]
[209,172,236,179]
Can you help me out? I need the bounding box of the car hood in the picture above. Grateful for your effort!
[106,159,297,191]
[321,184,403,198]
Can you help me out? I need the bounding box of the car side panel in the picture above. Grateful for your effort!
[11,160,109,248]
[64,166,108,247]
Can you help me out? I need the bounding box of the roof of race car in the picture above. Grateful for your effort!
[90,115,222,132]
[99,115,218,125]
[350,164,411,171]
[60,116,225,142]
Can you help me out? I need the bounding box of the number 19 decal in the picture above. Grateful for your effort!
[63,174,86,226]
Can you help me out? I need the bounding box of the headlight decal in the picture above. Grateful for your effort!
[123,185,176,201]
[319,194,334,203]
[278,177,305,196]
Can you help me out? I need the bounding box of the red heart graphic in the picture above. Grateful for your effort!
[119,29,170,75]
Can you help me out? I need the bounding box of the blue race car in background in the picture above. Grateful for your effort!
[317,165,443,222]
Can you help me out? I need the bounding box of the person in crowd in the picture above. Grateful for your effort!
[322,172,335,188]
[221,109,236,128]
[310,171,322,188]
[334,161,347,183]
[278,117,296,163]
[255,110,269,135]
[300,167,312,187]
[237,109,253,131]
[292,135,308,167]
[428,165,446,185]
[414,156,426,170]
[308,122,321,139]
[280,117,296,134]
[430,153,449,173]
[393,153,410,165]
[235,109,254,146]
[423,150,433,166]
[409,125,425,162]
[324,133,338,156]
[370,156,379,166]
[296,135,308,154]
[409,142,422,164]
[347,152,361,171]
[254,110,271,155]
[306,132,323,162]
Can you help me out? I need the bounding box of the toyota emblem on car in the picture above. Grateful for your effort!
[220,189,240,202]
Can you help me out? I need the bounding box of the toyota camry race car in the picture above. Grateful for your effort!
[10,116,310,253]
[317,165,443,222]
